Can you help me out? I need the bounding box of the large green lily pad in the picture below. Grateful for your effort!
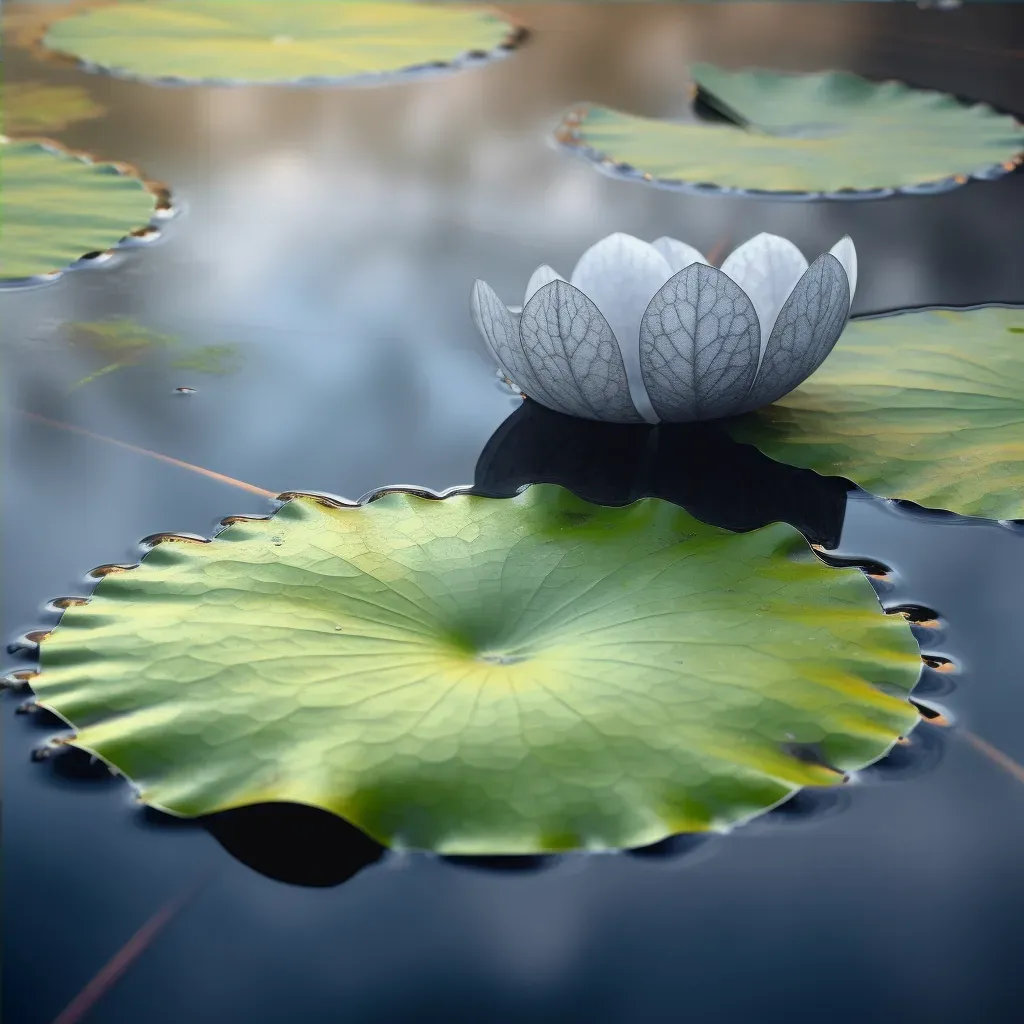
[559,63,1024,197]
[41,0,520,85]
[33,484,920,854]
[728,306,1024,521]
[0,138,165,283]
[3,81,105,135]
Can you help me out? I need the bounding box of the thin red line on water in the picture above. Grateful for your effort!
[17,409,278,499]
[51,873,212,1024]
[963,730,1024,786]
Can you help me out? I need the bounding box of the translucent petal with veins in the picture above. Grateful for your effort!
[652,236,708,274]
[639,264,761,421]
[720,233,808,355]
[519,280,644,422]
[523,264,566,309]
[740,253,851,413]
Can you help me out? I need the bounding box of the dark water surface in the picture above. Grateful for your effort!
[4,4,1024,1022]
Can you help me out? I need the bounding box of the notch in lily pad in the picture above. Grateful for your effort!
[557,63,1024,198]
[39,0,525,86]
[29,484,921,855]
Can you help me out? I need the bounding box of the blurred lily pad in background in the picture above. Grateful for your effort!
[2,1,97,50]
[33,484,921,855]
[40,0,521,84]
[2,81,105,135]
[64,317,241,390]
[0,138,166,284]
[728,305,1024,520]
[559,63,1024,197]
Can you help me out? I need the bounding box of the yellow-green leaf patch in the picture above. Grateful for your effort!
[3,81,105,136]
[728,306,1024,520]
[33,484,921,854]
[41,0,522,85]
[558,63,1024,198]
[0,138,167,284]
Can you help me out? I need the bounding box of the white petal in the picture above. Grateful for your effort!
[523,264,566,309]
[519,280,645,423]
[470,279,516,379]
[652,236,708,274]
[569,232,672,421]
[740,253,851,413]
[639,263,760,422]
[719,233,808,352]
[828,235,858,302]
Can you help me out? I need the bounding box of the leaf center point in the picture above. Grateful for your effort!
[475,651,528,667]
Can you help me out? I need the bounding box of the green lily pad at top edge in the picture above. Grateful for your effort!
[560,64,1024,196]
[41,0,519,84]
[0,138,163,283]
[33,484,921,854]
[728,306,1024,521]
[3,82,105,135]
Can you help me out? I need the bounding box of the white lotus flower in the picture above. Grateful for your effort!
[470,232,857,423]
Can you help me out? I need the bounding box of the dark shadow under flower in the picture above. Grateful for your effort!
[474,399,851,548]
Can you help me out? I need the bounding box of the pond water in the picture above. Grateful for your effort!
[3,4,1024,1022]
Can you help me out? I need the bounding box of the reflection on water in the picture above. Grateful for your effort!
[4,3,1024,1023]
[203,803,386,889]
[475,398,851,545]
